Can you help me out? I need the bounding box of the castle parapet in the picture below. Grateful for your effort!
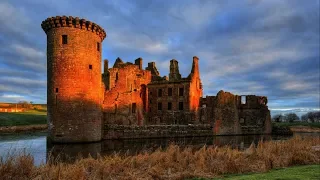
[41,16,107,40]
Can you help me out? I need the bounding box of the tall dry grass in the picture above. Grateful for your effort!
[0,136,319,180]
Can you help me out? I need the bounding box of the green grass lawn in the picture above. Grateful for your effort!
[210,165,320,180]
[273,122,320,128]
[193,165,320,180]
[0,110,47,126]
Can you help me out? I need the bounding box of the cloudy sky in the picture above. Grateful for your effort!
[0,0,319,115]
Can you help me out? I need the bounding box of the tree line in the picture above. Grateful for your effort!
[272,111,320,123]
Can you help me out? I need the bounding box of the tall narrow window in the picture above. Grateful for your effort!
[115,72,119,81]
[179,102,184,110]
[168,88,172,96]
[62,35,68,44]
[241,96,246,104]
[158,89,162,97]
[158,102,162,111]
[97,42,100,51]
[55,88,58,105]
[240,118,245,124]
[89,64,92,70]
[132,103,136,113]
[168,102,172,110]
[179,88,184,96]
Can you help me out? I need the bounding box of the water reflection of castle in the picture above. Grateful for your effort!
[47,135,275,163]
[42,16,271,143]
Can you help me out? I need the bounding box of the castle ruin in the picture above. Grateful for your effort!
[42,16,271,143]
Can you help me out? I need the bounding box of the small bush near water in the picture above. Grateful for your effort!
[0,136,319,180]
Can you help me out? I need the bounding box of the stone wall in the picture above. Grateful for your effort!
[146,56,203,125]
[103,124,213,139]
[102,59,151,126]
[237,95,272,134]
[212,90,242,135]
[200,96,216,124]
[147,81,192,124]
[200,91,272,135]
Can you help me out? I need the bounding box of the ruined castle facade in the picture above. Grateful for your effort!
[42,16,271,143]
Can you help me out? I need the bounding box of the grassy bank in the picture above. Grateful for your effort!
[273,122,320,128]
[0,110,47,127]
[273,122,320,133]
[0,136,319,180]
[211,165,320,179]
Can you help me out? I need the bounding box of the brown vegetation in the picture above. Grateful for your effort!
[0,136,319,180]
[0,124,47,133]
[290,126,320,133]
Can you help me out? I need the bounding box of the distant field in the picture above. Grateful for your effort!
[0,110,47,127]
[273,122,320,128]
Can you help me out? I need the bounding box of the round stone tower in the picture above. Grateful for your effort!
[41,16,106,143]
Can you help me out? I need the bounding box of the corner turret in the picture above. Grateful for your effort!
[169,59,181,81]
[42,15,106,143]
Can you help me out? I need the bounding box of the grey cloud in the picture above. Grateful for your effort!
[0,0,318,111]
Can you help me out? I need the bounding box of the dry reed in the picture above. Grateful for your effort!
[0,136,319,180]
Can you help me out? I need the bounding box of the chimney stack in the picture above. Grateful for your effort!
[104,59,109,73]
[191,56,199,75]
[135,57,143,70]
[169,59,181,81]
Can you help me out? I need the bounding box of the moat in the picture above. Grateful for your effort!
[0,132,319,166]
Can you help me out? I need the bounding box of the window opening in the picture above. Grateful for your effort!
[179,102,184,110]
[179,88,184,96]
[132,103,136,113]
[158,102,162,111]
[168,102,172,110]
[62,35,68,44]
[168,88,172,96]
[158,89,162,97]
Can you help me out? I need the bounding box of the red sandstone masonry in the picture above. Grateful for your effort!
[42,16,106,143]
[102,61,151,126]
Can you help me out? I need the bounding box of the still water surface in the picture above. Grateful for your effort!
[0,132,319,165]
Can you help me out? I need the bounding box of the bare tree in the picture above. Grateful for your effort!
[283,113,299,123]
[301,111,320,123]
[272,114,283,122]
[301,113,308,122]
[18,101,32,109]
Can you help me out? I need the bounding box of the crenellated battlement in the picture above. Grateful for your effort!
[41,16,106,40]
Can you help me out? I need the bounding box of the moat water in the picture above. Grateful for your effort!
[0,132,319,165]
